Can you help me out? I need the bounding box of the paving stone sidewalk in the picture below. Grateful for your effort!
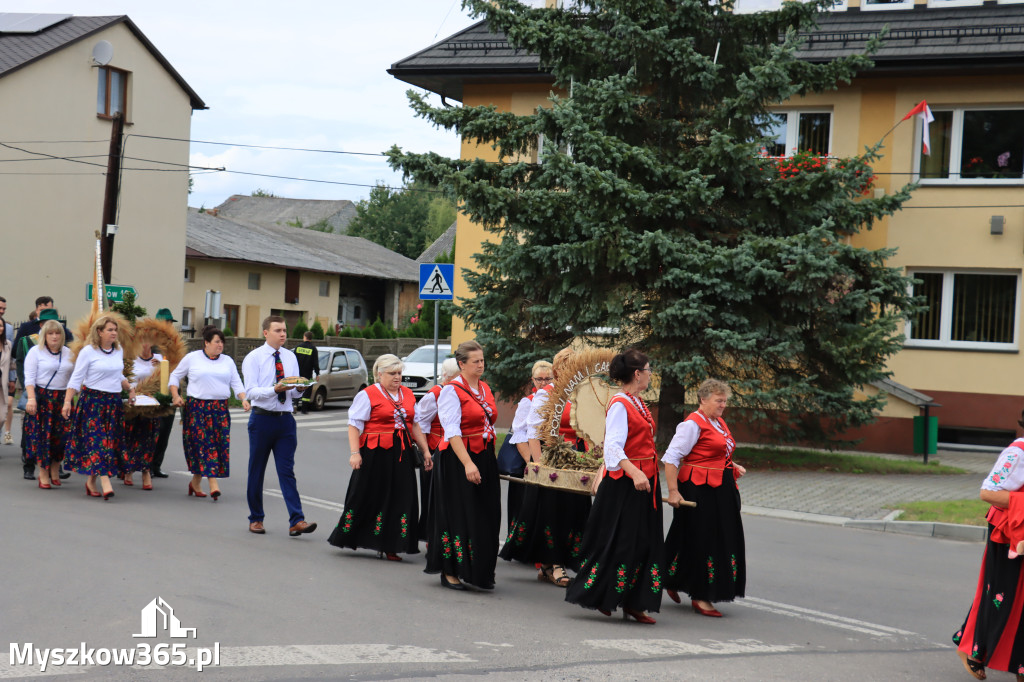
[733,449,996,521]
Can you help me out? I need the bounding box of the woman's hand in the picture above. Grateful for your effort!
[25,398,37,416]
[733,463,746,479]
[61,402,72,420]
[128,387,136,406]
[666,489,685,508]
[630,468,651,492]
[172,395,185,408]
[423,452,433,472]
[241,398,251,412]
[465,463,481,485]
[349,452,362,470]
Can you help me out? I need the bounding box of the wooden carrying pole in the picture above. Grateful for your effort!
[499,474,696,507]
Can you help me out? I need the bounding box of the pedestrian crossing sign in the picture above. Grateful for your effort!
[419,263,455,300]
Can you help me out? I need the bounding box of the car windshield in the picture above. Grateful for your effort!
[405,346,449,364]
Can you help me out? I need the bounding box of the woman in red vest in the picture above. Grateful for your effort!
[328,354,431,561]
[952,416,1024,681]
[414,357,460,540]
[425,340,500,591]
[565,349,662,624]
[662,379,747,617]
[501,349,591,587]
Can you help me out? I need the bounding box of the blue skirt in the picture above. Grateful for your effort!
[25,387,70,468]
[121,417,158,474]
[182,398,230,477]
[64,387,124,477]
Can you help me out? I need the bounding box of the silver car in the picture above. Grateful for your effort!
[308,346,368,410]
[401,344,453,397]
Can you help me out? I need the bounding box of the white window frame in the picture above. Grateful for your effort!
[905,269,1021,351]
[319,279,330,297]
[914,105,1024,185]
[181,307,194,330]
[927,0,982,7]
[184,265,194,282]
[764,109,833,157]
[860,0,915,11]
[247,272,261,291]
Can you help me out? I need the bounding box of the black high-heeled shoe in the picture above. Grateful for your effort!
[440,574,466,591]
[210,490,221,501]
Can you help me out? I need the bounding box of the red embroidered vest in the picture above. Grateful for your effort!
[451,378,497,452]
[426,384,444,451]
[605,394,657,479]
[359,384,416,451]
[677,411,735,488]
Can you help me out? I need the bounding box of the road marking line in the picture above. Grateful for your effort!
[265,489,346,513]
[134,644,473,668]
[297,419,348,428]
[582,639,800,657]
[311,427,350,433]
[733,598,915,638]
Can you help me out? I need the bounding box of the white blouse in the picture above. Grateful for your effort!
[169,350,243,400]
[415,389,440,436]
[67,345,126,393]
[981,442,1024,492]
[347,384,408,434]
[24,345,73,391]
[438,376,494,441]
[509,396,533,445]
[131,353,164,386]
[661,420,703,467]
[602,394,629,471]
[525,387,551,441]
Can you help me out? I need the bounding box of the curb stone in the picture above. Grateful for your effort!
[743,506,988,542]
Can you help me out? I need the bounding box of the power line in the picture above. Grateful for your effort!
[127,133,387,157]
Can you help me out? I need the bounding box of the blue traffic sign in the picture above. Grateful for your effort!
[419,263,454,300]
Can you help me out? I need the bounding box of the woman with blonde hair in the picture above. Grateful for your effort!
[24,320,73,488]
[329,354,431,561]
[499,359,552,539]
[62,315,135,500]
[425,340,500,591]
[662,378,747,617]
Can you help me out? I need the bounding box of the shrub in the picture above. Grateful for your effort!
[291,316,308,338]
[310,319,325,340]
[223,325,234,337]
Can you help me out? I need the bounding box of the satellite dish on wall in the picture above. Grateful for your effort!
[92,40,113,66]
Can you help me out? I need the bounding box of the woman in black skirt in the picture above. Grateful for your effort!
[565,349,662,624]
[501,349,591,586]
[425,340,499,591]
[329,354,431,560]
[662,379,746,617]
[61,315,135,500]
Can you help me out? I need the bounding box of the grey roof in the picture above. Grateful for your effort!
[390,6,1024,100]
[186,208,418,283]
[214,195,357,234]
[417,221,456,263]
[0,14,205,109]
[870,377,935,408]
[388,19,547,101]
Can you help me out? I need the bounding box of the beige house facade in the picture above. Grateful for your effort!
[0,14,204,323]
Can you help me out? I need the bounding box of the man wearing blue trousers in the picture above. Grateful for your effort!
[241,315,317,537]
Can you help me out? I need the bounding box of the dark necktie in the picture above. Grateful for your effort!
[273,350,286,403]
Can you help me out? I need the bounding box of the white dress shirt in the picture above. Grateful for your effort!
[509,396,533,445]
[525,388,551,441]
[661,420,703,467]
[67,345,126,393]
[602,395,629,471]
[170,350,244,400]
[131,353,163,387]
[415,389,440,436]
[24,345,73,391]
[982,442,1024,492]
[241,343,302,411]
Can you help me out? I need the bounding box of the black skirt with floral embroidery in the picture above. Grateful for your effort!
[500,482,591,570]
[564,474,664,614]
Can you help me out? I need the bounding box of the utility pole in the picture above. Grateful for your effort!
[100,112,124,283]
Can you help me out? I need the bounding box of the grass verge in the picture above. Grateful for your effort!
[893,499,990,527]
[737,446,965,475]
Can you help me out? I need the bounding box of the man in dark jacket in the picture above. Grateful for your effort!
[294,331,319,414]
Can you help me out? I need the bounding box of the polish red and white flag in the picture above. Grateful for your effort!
[902,100,935,155]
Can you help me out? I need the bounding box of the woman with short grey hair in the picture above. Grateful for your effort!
[414,357,460,539]
[329,354,431,561]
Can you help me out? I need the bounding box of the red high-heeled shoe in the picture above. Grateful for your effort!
[666,589,681,604]
[188,482,207,498]
[623,608,656,624]
[210,490,221,501]
[122,475,134,486]
[598,608,612,617]
[691,600,723,618]
[85,482,101,497]
[49,475,61,487]
[38,478,51,490]
[103,490,115,501]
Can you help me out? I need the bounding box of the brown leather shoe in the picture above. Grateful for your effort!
[249,521,265,534]
[288,520,317,536]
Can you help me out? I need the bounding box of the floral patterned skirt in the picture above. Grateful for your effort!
[182,398,230,477]
[565,473,664,614]
[328,436,420,555]
[25,387,69,468]
[121,416,158,474]
[953,526,1024,674]
[64,387,123,477]
[500,483,591,570]
[424,442,501,589]
[662,469,746,603]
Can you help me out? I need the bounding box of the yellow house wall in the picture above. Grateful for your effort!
[0,22,193,322]
[184,259,339,336]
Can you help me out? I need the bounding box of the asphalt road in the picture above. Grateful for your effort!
[0,405,987,680]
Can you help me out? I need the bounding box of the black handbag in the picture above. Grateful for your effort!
[396,413,425,469]
[496,431,526,477]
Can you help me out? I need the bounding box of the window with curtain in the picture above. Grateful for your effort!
[919,107,1024,182]
[907,270,1019,349]
[762,111,832,156]
[96,66,128,118]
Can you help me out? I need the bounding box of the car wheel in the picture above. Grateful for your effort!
[312,388,327,411]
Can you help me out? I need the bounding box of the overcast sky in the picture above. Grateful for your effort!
[7,1,783,210]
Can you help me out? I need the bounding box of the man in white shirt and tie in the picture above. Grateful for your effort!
[241,316,317,537]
